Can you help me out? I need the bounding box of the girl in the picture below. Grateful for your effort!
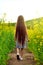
[15,15,28,60]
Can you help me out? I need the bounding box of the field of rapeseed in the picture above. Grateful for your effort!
[0,23,15,65]
[27,18,43,64]
[0,17,43,65]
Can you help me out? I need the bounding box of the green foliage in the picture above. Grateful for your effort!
[0,17,43,65]
[27,17,43,64]
[0,24,15,65]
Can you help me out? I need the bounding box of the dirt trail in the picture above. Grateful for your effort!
[7,49,37,65]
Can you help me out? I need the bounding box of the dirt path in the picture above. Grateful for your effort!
[7,49,37,65]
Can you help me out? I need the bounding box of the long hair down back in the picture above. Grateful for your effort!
[15,15,27,45]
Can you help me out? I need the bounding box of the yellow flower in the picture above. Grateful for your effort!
[36,35,40,38]
[38,48,40,51]
[34,57,37,60]
[40,22,43,25]
[42,36,43,39]
[40,42,42,46]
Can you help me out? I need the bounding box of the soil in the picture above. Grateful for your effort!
[7,48,37,65]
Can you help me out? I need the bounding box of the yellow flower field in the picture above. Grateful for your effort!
[0,17,43,65]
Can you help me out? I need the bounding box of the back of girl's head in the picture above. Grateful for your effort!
[17,15,24,25]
